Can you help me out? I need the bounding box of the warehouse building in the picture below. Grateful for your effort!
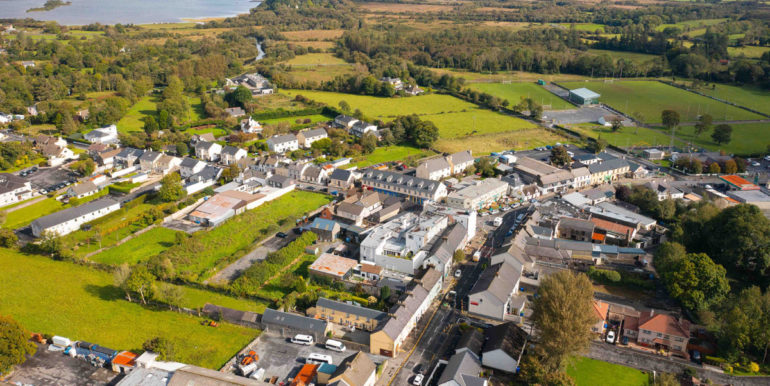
[568,88,600,105]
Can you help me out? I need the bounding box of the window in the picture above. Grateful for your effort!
[657,333,663,338]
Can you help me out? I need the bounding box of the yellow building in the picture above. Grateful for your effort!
[314,297,387,332]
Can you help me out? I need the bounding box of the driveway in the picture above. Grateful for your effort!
[207,232,299,284]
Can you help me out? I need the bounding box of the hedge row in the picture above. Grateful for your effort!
[587,266,655,290]
[229,231,317,297]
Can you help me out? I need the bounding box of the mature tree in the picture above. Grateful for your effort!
[550,146,572,167]
[410,120,439,148]
[155,283,185,311]
[694,114,713,137]
[143,116,159,135]
[610,116,623,132]
[532,270,595,370]
[711,286,770,362]
[338,100,351,113]
[704,204,770,277]
[654,242,687,273]
[142,337,176,361]
[379,285,391,302]
[724,159,737,174]
[0,315,36,374]
[712,124,732,145]
[708,162,721,174]
[589,138,608,154]
[158,173,185,202]
[125,265,155,304]
[453,249,465,263]
[0,228,18,248]
[661,110,680,131]
[519,353,575,386]
[175,142,188,156]
[475,157,496,177]
[225,85,252,109]
[361,132,377,154]
[113,263,132,302]
[661,252,729,311]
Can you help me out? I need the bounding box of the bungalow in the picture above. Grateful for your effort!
[637,310,691,356]
[180,157,206,178]
[84,124,119,144]
[138,151,163,172]
[31,198,121,237]
[0,173,33,206]
[66,181,99,199]
[266,134,299,153]
[114,148,144,168]
[327,352,377,386]
[309,253,357,280]
[194,141,223,162]
[481,322,528,373]
[314,297,387,332]
[239,117,262,134]
[220,146,248,165]
[261,308,331,342]
[468,262,522,321]
[296,128,328,148]
[334,115,359,129]
[301,164,328,184]
[266,174,295,189]
[328,169,355,191]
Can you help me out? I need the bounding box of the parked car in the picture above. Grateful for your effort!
[606,331,616,344]
[276,232,287,238]
[454,269,462,278]
[691,350,702,364]
[621,336,629,345]
[412,374,424,385]
[751,161,761,167]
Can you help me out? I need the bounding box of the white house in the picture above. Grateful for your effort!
[139,151,163,172]
[179,157,206,178]
[468,262,522,321]
[220,146,248,165]
[350,121,377,138]
[416,151,474,181]
[481,322,528,373]
[334,115,359,129]
[66,181,99,199]
[31,198,121,237]
[84,125,119,144]
[296,128,328,148]
[194,141,223,162]
[266,134,299,153]
[0,173,33,206]
[240,117,262,134]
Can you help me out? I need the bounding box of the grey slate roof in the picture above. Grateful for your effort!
[70,181,98,196]
[438,351,485,386]
[195,141,218,151]
[456,328,484,356]
[302,128,327,138]
[266,134,297,146]
[316,298,387,323]
[31,198,119,230]
[0,173,28,194]
[310,218,340,232]
[190,165,222,182]
[116,147,144,159]
[469,262,519,303]
[329,168,353,182]
[588,158,629,174]
[221,146,244,156]
[335,115,358,125]
[362,169,443,196]
[418,157,451,174]
[261,308,328,335]
[450,150,474,165]
[139,151,162,162]
[482,321,528,359]
[380,285,429,340]
[180,157,202,168]
[430,223,468,265]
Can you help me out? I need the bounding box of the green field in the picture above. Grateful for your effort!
[434,128,571,154]
[682,83,770,116]
[558,23,605,32]
[117,95,157,133]
[280,53,349,67]
[676,122,770,155]
[558,80,764,123]
[655,18,726,32]
[728,46,769,59]
[261,114,331,126]
[468,82,574,110]
[586,49,661,64]
[90,227,182,265]
[4,197,64,229]
[282,90,536,139]
[0,248,257,369]
[567,357,648,386]
[346,145,435,169]
[568,123,684,149]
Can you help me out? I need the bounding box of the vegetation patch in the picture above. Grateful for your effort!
[4,197,64,230]
[434,128,570,154]
[90,227,182,265]
[346,145,435,169]
[566,357,648,386]
[468,82,574,110]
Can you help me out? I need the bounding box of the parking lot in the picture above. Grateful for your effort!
[542,105,633,126]
[21,165,79,193]
[5,344,117,386]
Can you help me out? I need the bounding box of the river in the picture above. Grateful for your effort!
[0,0,258,25]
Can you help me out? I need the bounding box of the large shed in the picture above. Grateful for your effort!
[568,88,601,105]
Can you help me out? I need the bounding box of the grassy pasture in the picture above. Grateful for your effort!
[557,23,606,32]
[261,114,331,126]
[117,95,157,133]
[727,46,770,59]
[468,82,574,110]
[90,227,182,265]
[679,83,770,116]
[586,49,661,63]
[675,122,770,155]
[346,145,435,169]
[281,29,345,41]
[0,248,257,369]
[567,123,683,149]
[655,18,726,32]
[567,357,648,386]
[434,128,570,155]
[280,53,348,67]
[558,80,763,123]
[430,68,589,83]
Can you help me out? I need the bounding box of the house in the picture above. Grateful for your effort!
[296,128,328,148]
[416,157,452,180]
[328,352,377,386]
[512,157,575,194]
[588,157,630,185]
[329,169,355,191]
[627,162,648,179]
[226,73,273,95]
[642,148,665,160]
[404,84,424,96]
[224,107,245,118]
[608,304,641,341]
[571,166,591,188]
[370,269,442,357]
[138,151,163,172]
[301,164,328,184]
[266,134,299,153]
[287,162,310,181]
[380,77,403,90]
[568,88,600,105]
[186,165,223,194]
[481,322,528,373]
[191,132,216,144]
[637,310,691,356]
[309,218,341,241]
[155,155,181,175]
[261,308,331,341]
[437,351,488,386]
[361,169,447,204]
[555,217,595,242]
[468,262,522,321]
[591,217,636,245]
[84,124,119,144]
[350,121,377,138]
[114,148,144,168]
[591,300,610,334]
[0,173,33,206]
[194,141,223,162]
[315,298,387,332]
[31,198,121,237]
[266,174,295,189]
[94,148,121,169]
[309,253,358,280]
[66,181,99,199]
[590,202,657,231]
[35,136,74,167]
[221,146,248,165]
[334,115,359,129]
[254,154,285,173]
[446,178,508,210]
[180,157,206,178]
[188,192,257,226]
[21,60,35,68]
[455,329,484,357]
[645,181,684,201]
[335,191,383,226]
[423,223,468,276]
[240,117,262,134]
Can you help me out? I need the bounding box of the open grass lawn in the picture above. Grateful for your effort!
[285,66,359,83]
[683,83,770,115]
[280,53,349,67]
[90,227,182,265]
[159,191,332,282]
[282,90,535,138]
[0,157,46,173]
[252,93,315,111]
[586,49,661,64]
[728,46,769,59]
[0,248,257,369]
[468,82,574,110]
[430,68,589,83]
[4,197,64,229]
[187,125,228,138]
[261,114,331,127]
[557,23,606,32]
[567,123,683,149]
[18,123,58,137]
[117,95,157,133]
[567,357,648,386]
[347,145,435,169]
[655,18,726,32]
[675,122,770,155]
[281,29,345,41]
[434,128,570,155]
[558,80,763,123]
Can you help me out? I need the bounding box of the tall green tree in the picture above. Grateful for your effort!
[704,204,770,277]
[661,110,680,131]
[661,252,729,312]
[531,270,595,370]
[158,173,185,202]
[550,146,572,167]
[0,315,36,374]
[694,114,712,137]
[712,124,732,145]
[125,265,155,305]
[225,85,252,109]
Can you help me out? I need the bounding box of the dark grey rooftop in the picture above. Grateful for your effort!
[261,308,328,335]
[31,198,119,230]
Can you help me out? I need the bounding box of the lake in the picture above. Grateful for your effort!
[0,0,258,25]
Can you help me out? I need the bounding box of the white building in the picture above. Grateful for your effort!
[194,141,223,162]
[84,124,119,144]
[220,146,248,165]
[446,178,508,210]
[266,134,299,153]
[179,157,206,178]
[0,173,33,207]
[31,198,121,237]
[349,121,377,138]
[468,261,522,321]
[240,117,262,134]
[415,151,474,181]
[334,115,359,129]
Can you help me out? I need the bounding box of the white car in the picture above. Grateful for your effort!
[454,269,462,278]
[765,155,770,162]
[606,331,616,344]
[751,161,761,167]
[412,374,424,385]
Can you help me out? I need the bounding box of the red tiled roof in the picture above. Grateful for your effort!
[720,175,759,191]
[592,232,606,242]
[591,217,635,237]
[639,311,690,338]
[593,300,609,322]
[624,315,639,331]
[112,351,137,367]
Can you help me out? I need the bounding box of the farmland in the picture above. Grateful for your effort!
[0,248,257,369]
[281,90,536,139]
[261,114,331,127]
[434,128,571,155]
[727,46,770,59]
[675,122,770,155]
[431,68,589,83]
[678,83,770,116]
[116,95,157,133]
[468,82,574,110]
[567,357,648,386]
[280,53,348,67]
[277,53,357,83]
[558,80,764,123]
[566,123,683,149]
[586,49,661,64]
[346,145,435,169]
[89,227,183,265]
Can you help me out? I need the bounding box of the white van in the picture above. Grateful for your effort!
[250,368,266,380]
[325,339,346,352]
[291,334,314,346]
[306,353,333,365]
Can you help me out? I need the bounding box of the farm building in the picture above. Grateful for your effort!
[568,88,600,105]
[642,148,665,160]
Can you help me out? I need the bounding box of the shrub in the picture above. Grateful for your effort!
[704,356,727,366]
[587,267,621,283]
[749,362,760,373]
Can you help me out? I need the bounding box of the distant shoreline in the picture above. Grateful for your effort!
[27,0,72,13]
